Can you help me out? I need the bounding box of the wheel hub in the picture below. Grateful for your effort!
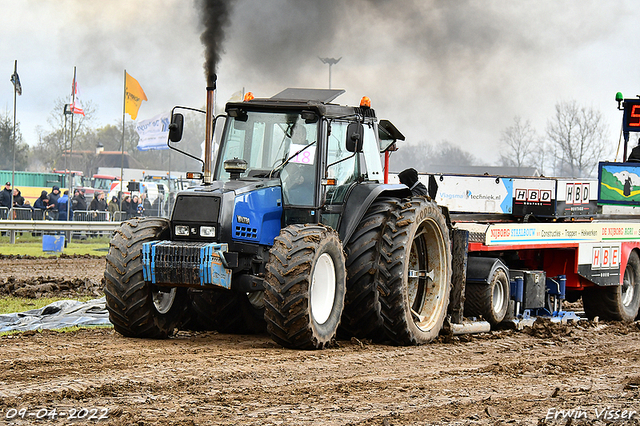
[492,280,505,314]
[153,288,177,315]
[310,253,336,325]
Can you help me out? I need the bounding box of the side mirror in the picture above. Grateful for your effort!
[346,122,364,153]
[168,113,184,142]
[227,107,248,122]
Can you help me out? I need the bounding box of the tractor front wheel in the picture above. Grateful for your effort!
[104,218,188,338]
[264,224,346,349]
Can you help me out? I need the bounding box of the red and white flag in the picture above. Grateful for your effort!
[70,78,84,116]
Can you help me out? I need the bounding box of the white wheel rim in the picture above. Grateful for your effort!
[622,279,634,307]
[153,288,176,315]
[408,219,448,332]
[492,279,505,314]
[310,253,336,325]
[623,264,636,307]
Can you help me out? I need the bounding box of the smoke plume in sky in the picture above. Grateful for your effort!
[0,0,637,166]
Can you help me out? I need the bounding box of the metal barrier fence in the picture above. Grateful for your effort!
[0,207,166,222]
[0,207,168,243]
[72,210,110,222]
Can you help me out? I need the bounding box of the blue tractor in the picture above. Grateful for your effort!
[104,86,452,349]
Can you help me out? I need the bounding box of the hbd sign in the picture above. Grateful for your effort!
[566,183,590,205]
[514,188,552,204]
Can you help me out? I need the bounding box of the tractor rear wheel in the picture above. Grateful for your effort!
[104,218,188,338]
[583,250,640,322]
[379,198,452,345]
[341,198,397,340]
[264,224,346,349]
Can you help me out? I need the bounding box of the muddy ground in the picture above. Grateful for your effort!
[0,256,639,425]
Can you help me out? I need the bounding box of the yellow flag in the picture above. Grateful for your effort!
[125,72,148,120]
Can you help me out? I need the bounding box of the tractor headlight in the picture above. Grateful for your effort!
[175,225,189,236]
[200,226,216,237]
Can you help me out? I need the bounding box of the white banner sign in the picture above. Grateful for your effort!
[136,112,171,151]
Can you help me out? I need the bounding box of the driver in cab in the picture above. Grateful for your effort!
[284,125,315,206]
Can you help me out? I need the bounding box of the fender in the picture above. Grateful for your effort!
[338,183,411,244]
[467,257,509,284]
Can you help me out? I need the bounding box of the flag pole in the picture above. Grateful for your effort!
[10,60,17,222]
[120,70,126,213]
[67,66,77,221]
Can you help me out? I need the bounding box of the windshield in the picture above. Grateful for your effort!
[216,111,318,179]
[215,111,319,205]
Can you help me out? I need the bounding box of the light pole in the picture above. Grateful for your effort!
[318,57,341,89]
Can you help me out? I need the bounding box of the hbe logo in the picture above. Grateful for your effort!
[566,183,590,205]
[592,246,620,269]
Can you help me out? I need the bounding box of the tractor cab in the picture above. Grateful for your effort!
[170,88,405,234]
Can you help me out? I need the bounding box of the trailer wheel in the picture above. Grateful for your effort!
[341,198,397,340]
[104,218,188,338]
[379,198,452,345]
[465,269,510,325]
[583,250,640,322]
[188,288,266,334]
[264,224,346,349]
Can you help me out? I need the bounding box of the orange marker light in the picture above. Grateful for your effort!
[360,96,371,108]
[244,92,255,101]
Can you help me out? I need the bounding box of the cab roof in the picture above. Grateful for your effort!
[225,88,376,120]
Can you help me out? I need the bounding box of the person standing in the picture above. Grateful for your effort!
[89,191,107,222]
[140,193,152,216]
[108,195,119,221]
[130,194,141,218]
[0,182,12,209]
[72,188,87,212]
[121,195,132,219]
[33,190,50,220]
[56,190,73,221]
[12,188,24,206]
[89,191,107,212]
[48,186,61,220]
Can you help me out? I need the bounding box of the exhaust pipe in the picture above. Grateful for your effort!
[203,74,217,184]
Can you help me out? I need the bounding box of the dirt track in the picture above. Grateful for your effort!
[1,257,640,425]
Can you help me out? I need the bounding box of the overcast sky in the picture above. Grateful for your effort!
[1,0,639,165]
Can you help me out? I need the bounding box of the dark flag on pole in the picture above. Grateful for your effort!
[10,68,21,96]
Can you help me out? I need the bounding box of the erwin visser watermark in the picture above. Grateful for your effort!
[545,407,637,421]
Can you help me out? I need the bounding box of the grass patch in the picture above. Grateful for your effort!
[0,234,110,256]
[0,296,97,315]
[0,324,112,337]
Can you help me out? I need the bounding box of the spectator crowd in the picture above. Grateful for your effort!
[0,182,157,221]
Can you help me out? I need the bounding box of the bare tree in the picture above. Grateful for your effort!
[432,141,477,167]
[389,140,434,172]
[33,97,96,171]
[499,116,538,174]
[0,109,29,170]
[546,100,609,178]
[389,140,477,172]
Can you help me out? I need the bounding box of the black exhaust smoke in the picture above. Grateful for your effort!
[197,0,234,183]
[198,0,234,86]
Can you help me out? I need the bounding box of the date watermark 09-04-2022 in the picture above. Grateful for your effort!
[3,407,109,421]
